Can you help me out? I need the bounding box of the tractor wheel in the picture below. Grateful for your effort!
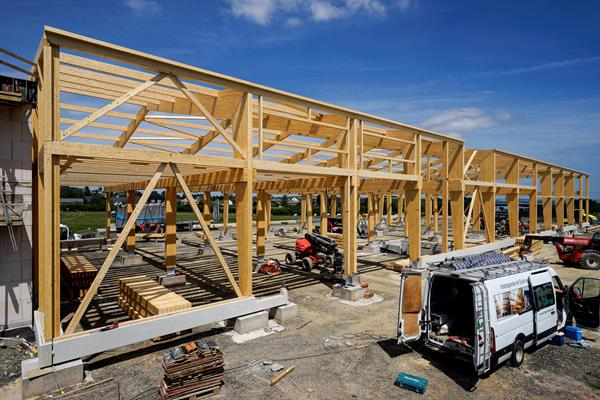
[302,257,314,271]
[579,252,600,270]
[285,253,296,265]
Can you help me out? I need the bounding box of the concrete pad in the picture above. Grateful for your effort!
[225,320,284,344]
[331,284,367,302]
[270,302,298,324]
[158,273,187,287]
[119,253,143,266]
[21,358,83,399]
[233,310,269,334]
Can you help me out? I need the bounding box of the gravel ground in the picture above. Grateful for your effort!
[1,243,599,399]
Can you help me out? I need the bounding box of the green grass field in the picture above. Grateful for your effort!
[60,211,300,233]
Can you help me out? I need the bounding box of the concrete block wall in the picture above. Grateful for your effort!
[0,103,33,331]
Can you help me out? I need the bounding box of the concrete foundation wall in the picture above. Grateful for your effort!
[0,103,33,331]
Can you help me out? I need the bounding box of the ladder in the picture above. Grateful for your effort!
[0,183,18,251]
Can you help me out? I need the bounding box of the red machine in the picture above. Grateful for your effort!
[522,232,600,270]
[285,233,344,275]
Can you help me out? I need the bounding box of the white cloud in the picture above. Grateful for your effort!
[478,56,600,78]
[396,0,412,11]
[228,0,279,25]
[421,108,504,134]
[124,0,160,13]
[309,1,345,21]
[285,17,303,27]
[227,0,396,26]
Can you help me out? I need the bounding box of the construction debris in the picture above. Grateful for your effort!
[271,365,295,386]
[159,340,224,399]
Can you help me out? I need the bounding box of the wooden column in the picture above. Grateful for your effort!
[449,144,465,249]
[306,193,313,233]
[432,195,439,232]
[256,190,267,259]
[300,197,306,230]
[367,193,375,241]
[506,159,520,237]
[578,176,584,225]
[330,194,337,217]
[234,92,254,296]
[529,164,538,234]
[266,193,272,231]
[126,190,136,252]
[320,192,328,236]
[565,173,575,225]
[471,192,481,232]
[480,153,496,243]
[377,194,384,226]
[554,172,565,228]
[203,191,211,222]
[541,170,552,229]
[586,175,590,223]
[441,143,449,252]
[407,135,422,261]
[36,43,61,339]
[425,193,432,228]
[387,193,393,225]
[105,191,111,241]
[223,193,229,233]
[165,187,177,270]
[341,119,358,276]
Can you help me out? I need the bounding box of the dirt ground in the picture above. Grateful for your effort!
[1,241,599,400]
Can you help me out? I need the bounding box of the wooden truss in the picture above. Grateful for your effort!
[32,27,590,344]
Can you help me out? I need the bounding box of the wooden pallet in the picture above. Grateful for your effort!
[118,276,191,319]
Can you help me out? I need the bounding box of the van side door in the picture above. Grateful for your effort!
[530,270,558,343]
[568,277,600,331]
[472,282,491,375]
[397,270,428,344]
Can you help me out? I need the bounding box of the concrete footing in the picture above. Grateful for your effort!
[270,302,298,324]
[362,241,382,254]
[158,273,187,287]
[233,310,269,334]
[21,358,83,399]
[332,284,367,301]
[119,252,143,266]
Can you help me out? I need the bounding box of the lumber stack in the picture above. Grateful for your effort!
[60,255,98,298]
[118,276,191,320]
[587,224,600,233]
[159,340,224,399]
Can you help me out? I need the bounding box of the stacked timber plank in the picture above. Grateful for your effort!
[118,276,191,320]
[588,224,600,233]
[60,255,98,298]
[159,340,224,399]
[503,237,543,259]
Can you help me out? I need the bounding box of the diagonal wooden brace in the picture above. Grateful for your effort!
[61,72,166,140]
[170,163,243,297]
[64,163,167,335]
[169,75,245,158]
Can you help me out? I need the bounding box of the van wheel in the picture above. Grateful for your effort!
[579,252,600,270]
[509,339,525,367]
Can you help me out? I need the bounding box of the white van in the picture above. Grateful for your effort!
[397,259,600,375]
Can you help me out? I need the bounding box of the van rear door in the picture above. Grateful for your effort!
[568,277,600,331]
[397,270,428,344]
[472,282,491,375]
[530,270,558,343]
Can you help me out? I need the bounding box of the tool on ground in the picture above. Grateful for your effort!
[159,339,224,399]
[99,322,119,332]
[285,233,344,278]
[258,259,282,276]
[271,365,295,386]
[522,233,600,270]
[394,372,428,394]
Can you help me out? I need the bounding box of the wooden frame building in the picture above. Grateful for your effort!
[30,27,590,366]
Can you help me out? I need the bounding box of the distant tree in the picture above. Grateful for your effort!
[281,195,289,207]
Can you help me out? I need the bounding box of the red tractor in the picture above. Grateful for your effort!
[285,233,344,277]
[522,232,600,270]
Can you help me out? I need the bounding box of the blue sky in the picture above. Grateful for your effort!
[1,0,599,197]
